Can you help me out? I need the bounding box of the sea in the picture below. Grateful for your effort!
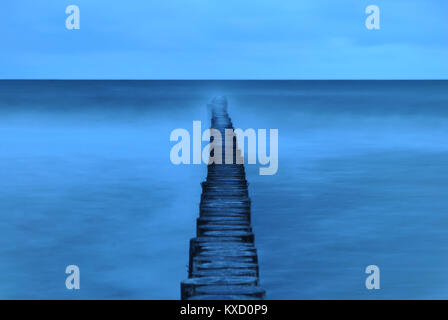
[1,80,447,299]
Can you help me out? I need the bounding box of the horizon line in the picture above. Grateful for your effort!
[0,79,447,81]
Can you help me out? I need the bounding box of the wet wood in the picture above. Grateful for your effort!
[181,97,265,300]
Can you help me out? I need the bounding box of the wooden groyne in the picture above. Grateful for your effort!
[181,97,265,300]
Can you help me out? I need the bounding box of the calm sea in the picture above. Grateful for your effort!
[1,80,447,299]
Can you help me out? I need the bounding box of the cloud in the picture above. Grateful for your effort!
[1,0,447,79]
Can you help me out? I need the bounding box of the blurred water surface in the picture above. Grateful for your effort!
[1,80,447,299]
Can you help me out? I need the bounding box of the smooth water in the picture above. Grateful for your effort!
[1,80,447,299]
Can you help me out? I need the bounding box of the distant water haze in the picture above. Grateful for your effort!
[1,81,447,299]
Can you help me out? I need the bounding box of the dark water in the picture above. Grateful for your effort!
[1,80,447,299]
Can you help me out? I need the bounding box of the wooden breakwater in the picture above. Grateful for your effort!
[180,96,265,300]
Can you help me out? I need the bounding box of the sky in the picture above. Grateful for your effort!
[0,0,447,79]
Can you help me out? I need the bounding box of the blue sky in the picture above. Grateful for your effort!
[1,0,447,79]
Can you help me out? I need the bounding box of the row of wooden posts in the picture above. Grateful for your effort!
[180,97,265,300]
